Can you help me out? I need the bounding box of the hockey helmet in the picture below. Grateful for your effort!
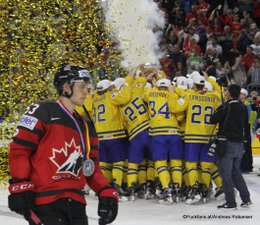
[240,88,248,97]
[156,78,171,88]
[96,79,112,92]
[113,77,126,90]
[190,71,201,79]
[186,78,193,89]
[172,77,178,86]
[176,76,187,90]
[193,74,205,86]
[54,65,91,91]
[204,81,213,92]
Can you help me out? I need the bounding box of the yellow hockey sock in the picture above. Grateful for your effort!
[138,160,147,185]
[211,163,222,188]
[127,162,139,187]
[123,161,128,184]
[182,165,189,187]
[155,160,170,189]
[112,161,125,186]
[99,162,112,183]
[147,160,155,181]
[197,163,202,185]
[154,166,159,179]
[170,159,183,187]
[185,161,198,187]
[200,162,214,188]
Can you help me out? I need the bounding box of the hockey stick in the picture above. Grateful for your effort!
[29,209,43,225]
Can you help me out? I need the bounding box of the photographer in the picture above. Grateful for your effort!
[210,84,251,209]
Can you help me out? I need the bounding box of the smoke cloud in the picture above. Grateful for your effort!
[101,0,165,70]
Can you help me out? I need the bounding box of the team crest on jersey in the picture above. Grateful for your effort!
[18,115,38,130]
[49,138,83,176]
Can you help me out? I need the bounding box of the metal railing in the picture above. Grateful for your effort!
[247,83,260,95]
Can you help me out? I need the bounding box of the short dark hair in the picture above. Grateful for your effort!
[228,84,241,99]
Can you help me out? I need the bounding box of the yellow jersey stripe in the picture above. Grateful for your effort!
[128,120,150,140]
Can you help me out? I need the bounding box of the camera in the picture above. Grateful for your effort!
[216,75,228,87]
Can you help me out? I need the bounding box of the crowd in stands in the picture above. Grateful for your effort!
[156,0,260,94]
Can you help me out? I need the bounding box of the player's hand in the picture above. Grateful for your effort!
[98,187,119,224]
[8,179,35,219]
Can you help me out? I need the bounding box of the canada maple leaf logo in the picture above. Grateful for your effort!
[49,138,83,176]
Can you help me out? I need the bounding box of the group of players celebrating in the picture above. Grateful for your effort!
[76,64,225,205]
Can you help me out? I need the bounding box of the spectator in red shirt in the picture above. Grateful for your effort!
[242,46,257,72]
[184,37,202,56]
[160,56,175,80]
[185,5,198,25]
[182,25,200,50]
[217,9,234,26]
[230,14,242,37]
[211,17,224,36]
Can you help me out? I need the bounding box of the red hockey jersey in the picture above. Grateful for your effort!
[9,100,109,205]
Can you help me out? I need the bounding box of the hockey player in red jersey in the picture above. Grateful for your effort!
[8,65,119,225]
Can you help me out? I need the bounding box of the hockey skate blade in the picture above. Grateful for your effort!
[128,195,136,201]
[186,195,201,205]
[216,193,225,201]
[172,195,180,203]
[202,197,208,203]
[119,196,129,202]
[145,192,155,200]
[158,198,173,205]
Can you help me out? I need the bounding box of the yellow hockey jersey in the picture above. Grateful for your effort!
[75,92,93,119]
[121,76,150,140]
[93,84,131,140]
[183,90,220,143]
[144,88,186,136]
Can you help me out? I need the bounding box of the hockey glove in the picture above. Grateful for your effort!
[207,142,216,158]
[8,179,35,219]
[98,186,119,225]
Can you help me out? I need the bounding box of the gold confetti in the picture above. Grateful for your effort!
[0,0,126,182]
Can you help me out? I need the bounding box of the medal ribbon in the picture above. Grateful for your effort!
[57,100,90,159]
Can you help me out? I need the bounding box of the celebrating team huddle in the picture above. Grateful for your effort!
[76,66,224,205]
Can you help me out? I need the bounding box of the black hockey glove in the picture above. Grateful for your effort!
[98,187,119,225]
[8,179,35,219]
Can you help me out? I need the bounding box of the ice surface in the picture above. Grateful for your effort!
[1,156,260,225]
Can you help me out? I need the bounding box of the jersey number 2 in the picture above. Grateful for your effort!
[191,105,213,124]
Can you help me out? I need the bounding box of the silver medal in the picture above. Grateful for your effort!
[82,159,95,177]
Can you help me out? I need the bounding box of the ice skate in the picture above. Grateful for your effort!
[158,188,173,205]
[186,185,201,204]
[172,183,181,203]
[145,181,156,200]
